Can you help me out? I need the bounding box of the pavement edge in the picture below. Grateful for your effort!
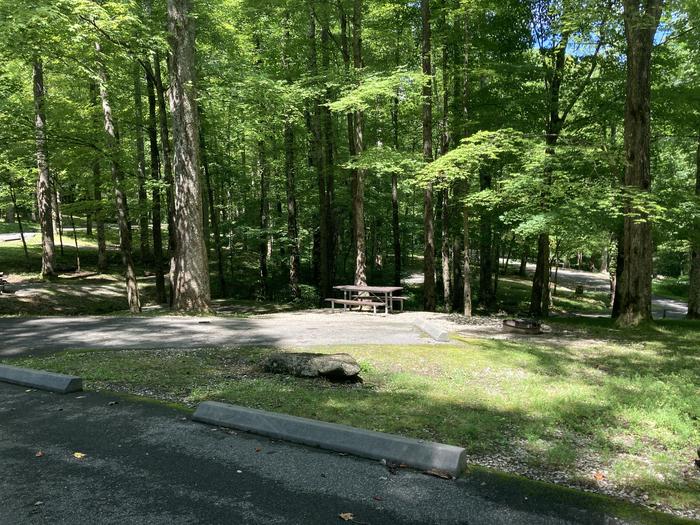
[0,364,83,394]
[192,401,466,476]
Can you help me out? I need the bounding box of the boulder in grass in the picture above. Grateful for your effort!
[263,352,361,381]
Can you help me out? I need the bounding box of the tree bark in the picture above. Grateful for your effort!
[309,7,332,300]
[154,51,176,297]
[89,81,108,273]
[463,207,472,317]
[167,0,211,311]
[391,94,401,287]
[96,42,141,313]
[199,108,225,297]
[530,233,550,317]
[479,170,495,308]
[421,0,436,311]
[144,60,166,303]
[617,0,662,326]
[133,61,150,262]
[687,133,700,318]
[350,0,367,286]
[32,58,55,278]
[283,14,300,300]
[258,140,269,299]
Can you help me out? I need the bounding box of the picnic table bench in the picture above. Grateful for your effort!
[326,285,405,314]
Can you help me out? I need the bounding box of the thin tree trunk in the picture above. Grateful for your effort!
[154,51,176,302]
[352,0,367,286]
[144,60,166,303]
[687,133,700,318]
[391,95,401,287]
[32,58,55,277]
[258,140,269,299]
[617,0,662,325]
[283,13,300,300]
[421,0,435,311]
[8,186,29,265]
[167,0,211,311]
[69,213,81,273]
[441,189,451,311]
[52,178,64,256]
[133,61,150,263]
[463,207,472,317]
[519,245,528,277]
[199,108,225,297]
[310,8,332,299]
[96,42,141,313]
[89,81,108,273]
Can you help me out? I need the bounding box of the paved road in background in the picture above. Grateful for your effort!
[0,382,651,524]
[0,313,432,358]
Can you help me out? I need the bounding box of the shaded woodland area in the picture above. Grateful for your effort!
[0,0,698,324]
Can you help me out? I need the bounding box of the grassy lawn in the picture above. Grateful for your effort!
[654,276,690,302]
[5,318,699,516]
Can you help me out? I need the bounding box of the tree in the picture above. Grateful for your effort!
[32,59,55,278]
[167,0,211,311]
[421,0,436,311]
[616,0,663,326]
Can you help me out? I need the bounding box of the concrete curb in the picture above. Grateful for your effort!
[193,401,467,476]
[415,321,450,342]
[0,364,82,394]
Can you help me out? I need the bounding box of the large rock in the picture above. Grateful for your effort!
[263,352,361,380]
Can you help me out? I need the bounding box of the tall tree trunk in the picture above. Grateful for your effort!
[89,81,108,273]
[617,0,662,326]
[320,1,336,288]
[686,132,700,318]
[391,94,401,287]
[167,0,211,311]
[310,8,331,300]
[421,0,435,310]
[154,51,176,301]
[530,233,550,317]
[478,170,495,308]
[96,42,141,313]
[133,61,150,263]
[463,207,472,317]
[144,60,166,304]
[351,0,367,286]
[199,108,225,297]
[441,189,451,311]
[32,58,55,277]
[258,140,269,299]
[283,14,300,300]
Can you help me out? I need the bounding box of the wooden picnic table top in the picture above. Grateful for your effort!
[334,285,403,293]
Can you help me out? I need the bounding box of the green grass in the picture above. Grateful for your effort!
[5,318,699,514]
[654,276,690,302]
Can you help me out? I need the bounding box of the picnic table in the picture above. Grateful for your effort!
[326,285,406,314]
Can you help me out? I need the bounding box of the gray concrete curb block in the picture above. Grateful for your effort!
[0,364,82,394]
[193,401,467,476]
[415,321,450,342]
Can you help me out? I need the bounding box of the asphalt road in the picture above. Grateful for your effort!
[0,382,650,524]
[0,313,433,358]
